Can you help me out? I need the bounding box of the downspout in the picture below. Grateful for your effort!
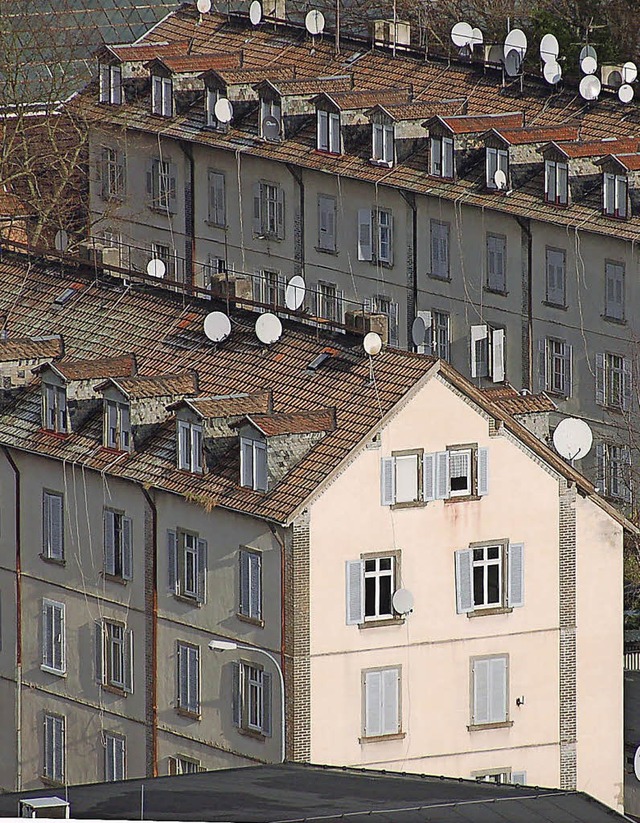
[268,523,287,761]
[140,485,158,777]
[515,215,533,390]
[179,141,196,291]
[286,165,305,278]
[399,190,417,344]
[2,446,21,790]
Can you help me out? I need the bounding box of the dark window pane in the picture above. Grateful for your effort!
[365,559,375,572]
[451,475,467,491]
[379,575,392,614]
[365,577,376,616]
[379,558,392,571]
[488,547,499,560]
[473,549,483,561]
[473,566,484,605]
[487,565,500,604]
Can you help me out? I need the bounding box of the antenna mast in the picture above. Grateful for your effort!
[335,0,340,55]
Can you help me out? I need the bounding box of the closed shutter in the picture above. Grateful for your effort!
[454,549,474,613]
[122,517,133,580]
[197,539,207,604]
[423,452,436,501]
[595,352,605,405]
[345,560,364,625]
[477,448,489,496]
[431,221,449,277]
[435,451,450,499]
[623,357,633,411]
[276,187,285,239]
[380,457,395,505]
[262,672,272,736]
[44,493,64,560]
[104,510,116,575]
[95,621,105,684]
[538,339,548,391]
[547,249,565,305]
[239,550,250,616]
[210,171,225,225]
[318,196,336,251]
[167,530,178,594]
[250,552,261,619]
[357,209,373,261]
[188,646,199,713]
[381,668,399,735]
[364,670,382,737]
[232,661,242,726]
[487,236,505,291]
[240,437,253,487]
[254,440,268,491]
[491,329,505,383]
[395,453,418,503]
[606,263,624,320]
[472,658,490,724]
[252,183,262,235]
[508,543,524,608]
[489,657,507,722]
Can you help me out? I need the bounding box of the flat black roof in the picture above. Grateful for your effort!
[0,763,627,822]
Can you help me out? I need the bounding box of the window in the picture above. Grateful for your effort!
[545,248,566,306]
[147,159,176,211]
[317,195,336,252]
[100,147,126,199]
[470,326,505,383]
[362,667,401,739]
[232,661,272,736]
[470,655,509,727]
[345,553,399,625]
[430,136,454,178]
[99,64,122,105]
[96,619,133,693]
[43,714,65,784]
[240,436,267,492]
[380,450,422,506]
[253,182,284,239]
[596,352,631,410]
[177,642,200,716]
[151,74,173,117]
[381,447,489,504]
[168,530,208,603]
[104,733,126,782]
[430,220,449,279]
[260,99,282,140]
[486,235,506,293]
[104,510,133,580]
[539,338,572,396]
[43,491,64,561]
[474,769,526,785]
[433,311,450,360]
[486,147,509,189]
[603,172,628,218]
[207,170,226,226]
[357,209,394,265]
[545,160,568,205]
[168,755,203,775]
[104,400,130,451]
[372,123,394,165]
[150,242,178,279]
[253,269,285,308]
[42,383,67,433]
[455,542,524,613]
[597,443,631,502]
[317,281,343,323]
[42,599,66,675]
[371,296,399,347]
[205,87,225,129]
[317,110,341,153]
[605,261,625,320]
[239,549,262,622]
[177,420,203,473]
[377,210,393,264]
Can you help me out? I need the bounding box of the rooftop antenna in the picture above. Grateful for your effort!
[249,0,262,25]
[203,311,232,342]
[335,0,340,56]
[255,312,282,345]
[552,417,593,465]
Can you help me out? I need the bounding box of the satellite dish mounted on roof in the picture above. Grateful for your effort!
[305,9,325,36]
[392,588,414,616]
[285,275,306,311]
[543,60,562,85]
[504,28,527,61]
[363,332,382,356]
[634,746,640,781]
[197,0,212,12]
[494,168,508,190]
[255,312,282,345]
[451,21,473,49]
[147,258,166,279]
[623,61,638,84]
[411,312,431,348]
[580,44,597,63]
[249,0,262,25]
[214,97,233,123]
[539,33,559,64]
[619,83,635,103]
[503,49,522,77]
[580,55,597,75]
[470,28,484,48]
[262,115,281,140]
[203,311,231,343]
[552,418,593,462]
[579,74,601,101]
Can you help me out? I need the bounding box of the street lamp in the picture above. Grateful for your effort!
[208,639,285,763]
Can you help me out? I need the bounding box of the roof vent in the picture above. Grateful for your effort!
[20,798,70,818]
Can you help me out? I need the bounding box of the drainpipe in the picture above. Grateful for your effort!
[2,446,21,790]
[286,165,305,279]
[179,141,196,291]
[515,215,533,390]
[399,190,417,344]
[268,523,287,760]
[140,486,158,777]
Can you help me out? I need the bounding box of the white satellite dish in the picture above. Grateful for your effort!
[619,84,635,103]
[634,746,640,781]
[284,275,306,311]
[553,418,593,461]
[623,61,638,84]
[392,588,414,616]
[543,60,562,85]
[494,168,507,189]
[363,332,382,356]
[580,55,597,75]
[197,0,212,11]
[470,27,484,47]
[54,230,69,253]
[249,0,262,25]
[504,49,521,77]
[262,115,281,140]
[504,28,527,60]
[203,311,231,342]
[147,258,166,278]
[214,97,233,123]
[305,9,325,35]
[451,21,473,49]
[579,74,601,100]
[411,314,429,347]
[255,313,282,345]
[539,33,559,63]
[580,44,597,63]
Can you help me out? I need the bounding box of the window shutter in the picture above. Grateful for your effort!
[545,161,555,200]
[188,647,199,713]
[197,538,207,604]
[54,603,65,672]
[240,437,253,487]
[470,325,488,378]
[395,453,418,503]
[595,352,605,406]
[115,736,125,780]
[477,447,489,496]
[255,440,268,492]
[454,549,474,613]
[489,657,507,723]
[262,672,272,736]
[104,510,116,576]
[167,530,178,594]
[42,602,52,668]
[508,543,524,608]
[491,328,505,383]
[317,110,328,150]
[250,552,261,619]
[112,67,122,106]
[239,550,250,616]
[99,64,110,102]
[623,446,632,504]
[472,658,490,724]
[564,343,573,397]
[596,443,606,494]
[252,183,262,235]
[486,148,497,187]
[123,628,133,693]
[121,517,133,580]
[538,339,548,391]
[435,450,450,499]
[276,187,285,239]
[95,621,105,684]
[382,668,399,735]
[511,771,527,785]
[423,452,436,501]
[52,494,63,560]
[168,756,178,775]
[357,208,373,261]
[178,644,188,708]
[54,717,64,783]
[330,113,341,154]
[345,560,364,625]
[177,421,190,469]
[380,457,395,505]
[442,137,454,178]
[387,213,394,266]
[623,357,633,411]
[152,75,162,114]
[214,172,226,225]
[232,661,241,726]
[372,123,382,160]
[605,173,615,214]
[364,670,382,737]
[616,176,628,217]
[558,164,568,204]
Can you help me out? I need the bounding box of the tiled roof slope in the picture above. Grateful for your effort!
[105,372,198,399]
[481,386,556,415]
[0,335,63,362]
[48,353,136,381]
[247,408,336,435]
[184,392,272,418]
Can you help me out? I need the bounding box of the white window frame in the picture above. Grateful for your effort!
[99,64,122,105]
[152,74,173,117]
[42,599,66,675]
[177,420,203,474]
[317,109,341,154]
[167,529,207,603]
[470,655,509,727]
[42,383,67,433]
[362,666,401,739]
[433,310,450,360]
[104,733,126,782]
[456,542,523,614]
[449,447,472,498]
[486,147,509,189]
[240,436,268,492]
[430,135,454,178]
[603,172,628,218]
[377,209,393,265]
[169,755,202,774]
[177,641,200,716]
[43,490,64,562]
[598,442,631,502]
[234,661,272,736]
[380,450,422,506]
[97,619,133,693]
[105,399,130,451]
[43,714,65,784]
[545,159,568,205]
[364,555,395,621]
[101,146,126,199]
[372,123,394,166]
[239,548,262,622]
[104,509,133,580]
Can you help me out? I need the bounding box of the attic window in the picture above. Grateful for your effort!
[260,99,282,141]
[603,172,628,218]
[105,399,131,451]
[240,435,267,492]
[99,64,122,105]
[486,147,508,190]
[42,383,67,434]
[177,420,203,473]
[152,75,173,117]
[372,123,394,166]
[430,136,453,178]
[205,87,226,130]
[544,160,568,205]
[317,110,341,154]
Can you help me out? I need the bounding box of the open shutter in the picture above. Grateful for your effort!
[455,549,474,613]
[357,208,373,261]
[152,75,162,114]
[442,137,453,178]
[489,657,507,722]
[364,670,382,737]
[564,343,573,397]
[250,552,261,619]
[197,538,207,604]
[317,110,328,150]
[232,661,242,727]
[477,448,489,496]
[167,529,178,594]
[276,187,285,239]
[508,543,524,608]
[423,452,435,501]
[239,551,250,615]
[189,647,199,713]
[254,440,268,492]
[345,560,364,625]
[99,64,110,102]
[122,517,133,580]
[240,437,253,487]
[123,629,133,693]
[472,658,490,724]
[54,717,64,783]
[558,163,568,204]
[380,457,395,505]
[491,329,505,383]
[262,672,272,736]
[95,621,105,684]
[111,67,122,106]
[177,644,187,708]
[381,668,399,735]
[435,451,450,500]
[104,510,116,576]
[596,443,606,494]
[595,352,605,406]
[545,161,555,200]
[470,325,488,378]
[252,182,262,235]
[623,357,633,411]
[145,159,154,202]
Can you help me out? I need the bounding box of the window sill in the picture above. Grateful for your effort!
[252,233,282,243]
[358,617,405,629]
[467,607,513,618]
[444,494,482,504]
[427,272,451,282]
[314,246,339,256]
[601,404,624,415]
[544,389,570,400]
[175,593,203,607]
[204,220,227,230]
[391,501,426,511]
[40,665,66,677]
[468,721,513,732]
[176,707,201,720]
[100,445,130,455]
[542,300,567,310]
[237,613,265,628]
[359,732,406,744]
[148,205,177,216]
[101,683,128,697]
[39,429,69,439]
[315,148,342,158]
[369,159,394,168]
[39,554,66,566]
[103,573,128,586]
[601,313,627,325]
[238,727,267,742]
[484,287,508,297]
[40,776,65,788]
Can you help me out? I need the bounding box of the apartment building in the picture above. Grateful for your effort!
[0,251,632,810]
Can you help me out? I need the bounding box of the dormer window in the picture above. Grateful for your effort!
[177,421,203,473]
[99,64,122,105]
[486,147,508,189]
[545,160,568,205]
[240,436,267,491]
[603,172,628,218]
[430,136,453,178]
[105,400,130,451]
[372,123,394,166]
[317,110,341,154]
[42,384,67,434]
[259,99,282,141]
[152,74,173,117]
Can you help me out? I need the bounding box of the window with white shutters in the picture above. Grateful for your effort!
[317,195,337,252]
[177,420,203,473]
[99,64,122,105]
[545,160,568,205]
[380,451,422,506]
[42,599,65,675]
[104,733,126,782]
[104,400,130,451]
[430,136,454,178]
[605,261,625,320]
[96,620,133,693]
[486,147,509,189]
[471,325,506,382]
[603,172,628,218]
[151,74,173,117]
[240,436,268,491]
[545,248,566,306]
[317,110,341,153]
[42,383,67,433]
[455,542,524,614]
[383,447,488,504]
[430,220,450,279]
[104,509,133,580]
[232,661,272,736]
[362,667,401,739]
[239,548,262,622]
[42,491,64,562]
[372,123,394,165]
[486,234,506,293]
[177,642,200,716]
[207,171,226,226]
[345,553,399,625]
[43,713,65,784]
[470,655,509,727]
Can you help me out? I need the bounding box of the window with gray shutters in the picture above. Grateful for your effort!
[151,74,173,117]
[177,642,200,716]
[362,667,401,739]
[605,261,625,320]
[596,352,632,410]
[382,447,488,505]
[345,553,399,625]
[545,160,568,205]
[42,383,67,433]
[545,248,566,306]
[42,599,65,675]
[43,713,65,784]
[240,436,268,491]
[470,655,509,727]
[486,147,509,189]
[540,338,572,396]
[104,400,130,451]
[317,195,337,252]
[253,182,284,239]
[207,171,226,226]
[597,442,632,502]
[430,136,454,178]
[455,542,524,614]
[147,158,176,211]
[232,661,272,736]
[96,620,133,693]
[433,311,450,360]
[104,733,126,782]
[177,420,203,473]
[430,220,449,279]
[99,64,122,105]
[42,491,64,561]
[104,509,133,580]
[167,530,207,603]
[486,234,506,293]
[317,110,341,154]
[239,549,262,622]
[380,450,422,507]
[603,173,628,218]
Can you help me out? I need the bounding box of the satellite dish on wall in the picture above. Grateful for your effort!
[255,313,282,345]
[494,168,507,189]
[553,418,593,461]
[543,60,562,85]
[197,0,212,12]
[470,28,484,47]
[249,0,262,25]
[285,275,306,310]
[540,33,559,63]
[634,746,640,781]
[214,97,233,123]
[262,115,281,140]
[623,61,638,84]
[411,314,429,347]
[54,230,69,253]
[363,332,382,356]
[392,588,414,616]
[504,49,521,77]
[203,311,231,342]
[579,74,601,100]
[580,55,597,75]
[451,21,473,48]
[305,9,325,35]
[619,83,635,103]
[504,28,527,60]
[147,258,166,278]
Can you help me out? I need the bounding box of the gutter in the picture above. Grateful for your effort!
[140,485,158,777]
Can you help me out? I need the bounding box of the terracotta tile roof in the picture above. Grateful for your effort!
[492,125,579,145]
[611,153,640,171]
[100,371,198,400]
[41,354,136,381]
[437,112,525,134]
[160,53,244,73]
[380,99,468,120]
[322,87,412,110]
[271,76,354,96]
[0,335,63,363]
[206,66,299,85]
[246,408,336,436]
[184,391,272,418]
[108,41,191,63]
[481,386,556,415]
[552,138,640,158]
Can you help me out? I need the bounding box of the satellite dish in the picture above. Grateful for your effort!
[262,115,281,140]
[552,418,593,461]
[451,21,473,49]
[284,275,306,311]
[634,746,640,781]
[214,97,233,123]
[540,33,559,63]
[543,60,562,85]
[580,45,597,63]
[580,55,597,75]
[363,332,382,356]
[470,27,484,47]
[305,9,325,35]
[54,230,69,253]
[619,83,635,103]
[197,0,211,11]
[623,62,638,84]
[147,258,166,278]
[494,168,507,189]
[411,314,429,347]
[504,28,527,60]
[579,74,601,100]
[203,311,231,342]
[255,313,282,345]
[392,588,414,616]
[249,0,262,24]
[607,70,623,89]
[504,49,521,77]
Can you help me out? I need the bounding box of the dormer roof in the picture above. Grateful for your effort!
[0,335,63,363]
[367,98,466,123]
[95,371,198,400]
[314,87,412,112]
[481,386,556,415]
[487,125,579,146]
[542,138,640,159]
[168,391,272,419]
[201,66,297,87]
[594,153,640,172]
[240,408,337,436]
[158,53,243,74]
[99,41,191,64]
[428,112,524,135]
[34,353,136,382]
